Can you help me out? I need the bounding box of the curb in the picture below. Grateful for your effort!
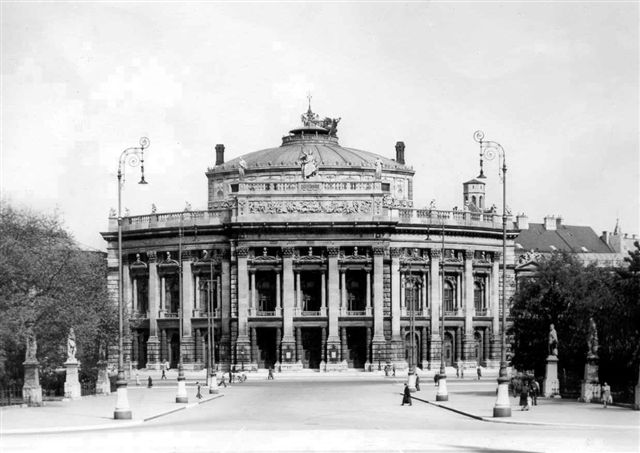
[1,394,224,435]
[410,395,639,429]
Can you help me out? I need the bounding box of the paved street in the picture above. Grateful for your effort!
[2,376,639,452]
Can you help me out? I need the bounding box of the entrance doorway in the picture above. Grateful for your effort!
[169,333,180,368]
[136,330,148,368]
[256,328,277,369]
[346,327,367,368]
[301,328,322,369]
[474,331,483,364]
[443,331,453,366]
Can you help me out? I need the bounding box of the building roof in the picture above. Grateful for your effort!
[515,223,615,254]
[463,178,485,185]
[211,105,413,173]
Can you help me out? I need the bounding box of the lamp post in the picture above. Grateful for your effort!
[176,220,188,403]
[436,220,448,401]
[474,130,511,418]
[208,257,219,394]
[114,137,150,420]
[405,263,419,391]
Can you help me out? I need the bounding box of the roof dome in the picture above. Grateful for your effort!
[213,104,412,173]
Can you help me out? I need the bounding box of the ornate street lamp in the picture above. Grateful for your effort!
[176,221,188,403]
[405,263,419,391]
[208,257,219,394]
[474,130,511,418]
[436,221,448,401]
[115,137,150,420]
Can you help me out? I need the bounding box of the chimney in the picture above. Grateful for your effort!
[543,215,556,231]
[601,231,609,245]
[556,216,563,228]
[215,144,225,165]
[516,213,529,230]
[395,141,405,164]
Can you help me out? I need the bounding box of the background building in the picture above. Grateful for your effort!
[101,106,519,372]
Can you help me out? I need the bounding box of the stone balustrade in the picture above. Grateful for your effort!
[109,207,515,233]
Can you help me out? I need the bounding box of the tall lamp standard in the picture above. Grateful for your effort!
[114,137,150,420]
[436,220,448,401]
[176,220,188,403]
[474,130,511,418]
[208,257,219,394]
[405,263,419,391]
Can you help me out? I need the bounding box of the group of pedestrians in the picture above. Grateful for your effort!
[519,380,540,411]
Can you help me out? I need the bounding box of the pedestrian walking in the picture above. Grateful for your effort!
[219,374,227,388]
[531,379,540,406]
[434,373,440,387]
[392,365,396,377]
[268,367,274,380]
[229,370,233,384]
[602,382,612,408]
[401,383,412,406]
[457,359,463,378]
[476,366,482,380]
[135,369,140,386]
[520,385,530,411]
[161,362,167,380]
[415,374,421,391]
[147,376,153,388]
[196,382,202,399]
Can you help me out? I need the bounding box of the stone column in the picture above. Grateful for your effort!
[365,269,371,313]
[340,269,347,313]
[124,261,133,316]
[250,270,256,315]
[182,253,195,367]
[276,327,282,363]
[296,327,302,363]
[463,249,475,363]
[421,270,428,314]
[489,252,501,364]
[194,275,201,312]
[483,327,490,366]
[421,326,429,368]
[341,327,348,363]
[326,247,341,362]
[372,247,386,363]
[366,327,372,366]
[390,248,403,363]
[160,329,167,362]
[160,276,166,311]
[276,271,281,314]
[251,327,258,364]
[147,251,160,369]
[132,331,139,365]
[281,247,296,362]
[456,327,463,363]
[216,275,222,312]
[235,247,251,365]
[400,273,406,310]
[321,327,327,362]
[220,252,231,370]
[132,278,139,313]
[296,270,302,313]
[320,271,326,315]
[195,329,202,364]
[429,249,442,365]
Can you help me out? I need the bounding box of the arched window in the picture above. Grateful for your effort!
[471,195,477,205]
[444,280,455,312]
[479,195,484,208]
[474,281,484,312]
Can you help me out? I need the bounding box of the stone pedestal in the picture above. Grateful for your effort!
[579,358,600,403]
[371,340,387,366]
[325,360,348,372]
[543,355,560,398]
[96,360,111,395]
[64,360,81,400]
[22,360,43,406]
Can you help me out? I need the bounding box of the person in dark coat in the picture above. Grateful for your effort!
[520,385,530,411]
[401,384,412,406]
[268,367,274,380]
[415,375,421,391]
[434,373,440,387]
[196,382,202,399]
[147,376,153,388]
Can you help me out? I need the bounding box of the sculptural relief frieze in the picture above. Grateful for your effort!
[246,200,373,215]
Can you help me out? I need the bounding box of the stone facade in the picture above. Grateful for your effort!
[102,108,519,372]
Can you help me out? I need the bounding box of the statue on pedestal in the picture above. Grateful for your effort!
[25,323,37,362]
[67,328,77,362]
[548,323,558,356]
[587,317,599,359]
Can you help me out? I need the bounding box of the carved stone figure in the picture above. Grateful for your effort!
[109,207,116,218]
[587,317,599,359]
[374,158,383,179]
[238,158,247,179]
[548,324,559,356]
[67,328,77,362]
[299,150,317,179]
[151,203,157,214]
[25,323,37,362]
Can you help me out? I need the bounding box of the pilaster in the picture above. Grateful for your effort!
[326,247,340,355]
[372,247,385,343]
[390,248,401,340]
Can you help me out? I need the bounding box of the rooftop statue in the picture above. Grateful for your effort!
[299,98,340,137]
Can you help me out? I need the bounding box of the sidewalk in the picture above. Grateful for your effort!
[412,384,640,429]
[1,384,222,435]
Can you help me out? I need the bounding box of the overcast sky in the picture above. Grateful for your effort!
[2,2,638,250]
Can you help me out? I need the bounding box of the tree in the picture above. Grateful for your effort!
[510,249,640,399]
[0,202,117,387]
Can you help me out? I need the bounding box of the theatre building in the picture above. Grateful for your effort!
[101,105,521,372]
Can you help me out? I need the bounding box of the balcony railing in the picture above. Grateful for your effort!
[444,310,458,317]
[299,308,327,317]
[252,309,281,317]
[400,308,429,317]
[475,308,489,316]
[341,307,371,316]
[130,311,149,319]
[158,310,179,318]
[192,308,221,318]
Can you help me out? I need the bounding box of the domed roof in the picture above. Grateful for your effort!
[212,105,412,173]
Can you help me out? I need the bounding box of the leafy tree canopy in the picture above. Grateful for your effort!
[0,202,116,386]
